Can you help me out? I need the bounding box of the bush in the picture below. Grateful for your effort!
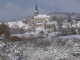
[0,24,11,39]
[21,34,37,41]
[10,28,25,34]
[34,40,51,48]
[72,53,80,57]
[60,28,77,36]
[9,36,23,42]
[55,38,68,46]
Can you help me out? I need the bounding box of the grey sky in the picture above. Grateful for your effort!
[0,0,80,21]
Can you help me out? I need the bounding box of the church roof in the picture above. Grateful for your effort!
[34,14,50,18]
[35,4,38,11]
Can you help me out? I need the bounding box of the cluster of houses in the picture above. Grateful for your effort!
[0,4,80,35]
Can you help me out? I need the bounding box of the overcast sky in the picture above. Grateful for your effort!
[0,0,80,21]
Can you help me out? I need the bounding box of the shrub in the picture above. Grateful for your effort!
[10,28,25,34]
[55,38,67,46]
[72,53,80,57]
[0,24,11,39]
[9,36,23,42]
[34,40,51,48]
[21,34,37,41]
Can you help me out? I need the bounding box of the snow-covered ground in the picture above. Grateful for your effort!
[11,32,39,37]
[0,38,80,60]
[11,32,80,39]
[62,35,80,39]
[0,32,80,60]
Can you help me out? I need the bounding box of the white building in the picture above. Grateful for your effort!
[36,27,46,33]
[7,22,18,28]
[17,21,25,28]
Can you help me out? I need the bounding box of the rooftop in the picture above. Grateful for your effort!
[34,14,50,18]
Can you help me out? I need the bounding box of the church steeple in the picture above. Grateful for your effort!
[68,16,71,23]
[34,4,39,16]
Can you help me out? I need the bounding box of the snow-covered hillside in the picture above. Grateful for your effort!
[0,35,80,60]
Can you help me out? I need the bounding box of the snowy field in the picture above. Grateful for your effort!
[11,32,80,39]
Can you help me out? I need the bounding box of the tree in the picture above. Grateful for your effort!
[0,24,11,39]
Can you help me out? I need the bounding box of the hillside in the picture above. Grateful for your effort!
[7,12,80,24]
[0,35,80,60]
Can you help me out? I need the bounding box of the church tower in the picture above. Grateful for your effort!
[68,16,71,23]
[34,4,39,16]
[68,16,72,28]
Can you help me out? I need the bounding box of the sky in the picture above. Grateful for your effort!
[0,0,80,21]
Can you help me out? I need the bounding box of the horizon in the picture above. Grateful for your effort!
[0,0,80,21]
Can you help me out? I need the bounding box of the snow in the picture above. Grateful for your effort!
[48,32,59,37]
[17,21,25,28]
[7,22,17,28]
[47,21,58,26]
[11,31,80,40]
[47,22,54,25]
[7,21,26,28]
[36,23,43,25]
[0,41,5,47]
[0,35,80,60]
[34,14,50,18]
[72,24,76,27]
[11,32,39,37]
[1,29,80,60]
[61,25,67,28]
[62,35,80,39]
[36,27,46,33]
[77,23,80,27]
[23,25,29,30]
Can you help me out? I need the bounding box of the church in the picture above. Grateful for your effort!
[29,4,57,33]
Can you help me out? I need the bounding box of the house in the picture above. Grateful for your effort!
[7,22,18,28]
[17,21,25,28]
[36,27,46,33]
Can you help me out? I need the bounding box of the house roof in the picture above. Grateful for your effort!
[36,27,45,31]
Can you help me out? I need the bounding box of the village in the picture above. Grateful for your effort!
[0,4,80,38]
[0,3,80,60]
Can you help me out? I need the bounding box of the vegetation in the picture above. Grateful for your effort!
[0,24,11,39]
[34,40,51,48]
[10,28,25,34]
[9,36,23,42]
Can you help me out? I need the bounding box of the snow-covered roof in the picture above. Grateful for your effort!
[7,22,17,27]
[23,26,28,30]
[62,23,68,25]
[47,22,54,25]
[36,27,45,31]
[72,25,76,27]
[61,25,67,28]
[74,43,80,47]
[34,14,50,18]
[47,21,58,25]
[36,23,43,25]
[23,24,29,29]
